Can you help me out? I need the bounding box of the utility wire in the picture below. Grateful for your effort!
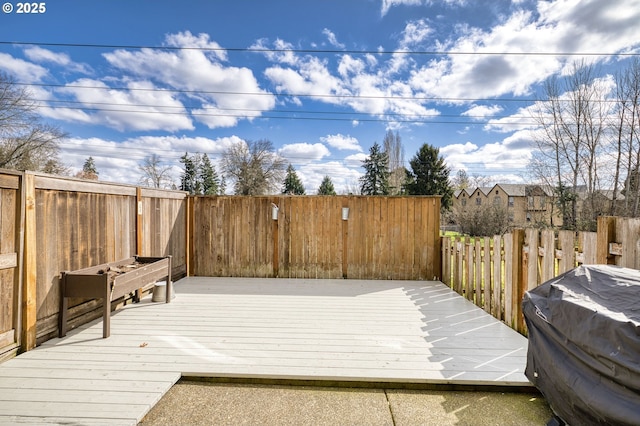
[38,98,535,121]
[2,40,638,57]
[38,104,537,126]
[18,82,624,105]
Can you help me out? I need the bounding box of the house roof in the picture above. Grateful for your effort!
[493,184,527,197]
[576,189,625,201]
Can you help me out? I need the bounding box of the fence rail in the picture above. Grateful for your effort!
[441,216,640,333]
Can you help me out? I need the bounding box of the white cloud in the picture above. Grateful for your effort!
[23,46,91,74]
[265,56,345,100]
[441,138,532,176]
[263,42,442,121]
[250,38,299,65]
[381,0,422,17]
[103,31,276,129]
[164,31,227,61]
[279,143,331,164]
[409,1,640,100]
[61,135,238,185]
[461,104,503,120]
[0,52,49,82]
[297,161,363,194]
[56,78,193,132]
[400,19,433,48]
[320,134,362,151]
[344,152,368,167]
[323,28,345,49]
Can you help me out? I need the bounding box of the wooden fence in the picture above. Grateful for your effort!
[0,170,187,358]
[6,170,640,355]
[441,216,640,334]
[0,171,22,362]
[189,196,442,280]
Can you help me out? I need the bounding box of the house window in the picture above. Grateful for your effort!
[508,212,514,222]
[476,197,482,205]
[528,196,534,208]
[461,199,467,206]
[494,196,501,205]
[526,212,531,222]
[508,196,514,207]
[540,196,546,208]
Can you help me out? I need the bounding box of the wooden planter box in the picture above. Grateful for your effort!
[59,256,172,338]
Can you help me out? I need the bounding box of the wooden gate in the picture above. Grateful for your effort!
[0,171,22,361]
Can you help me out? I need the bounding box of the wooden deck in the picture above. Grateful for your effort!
[0,278,531,425]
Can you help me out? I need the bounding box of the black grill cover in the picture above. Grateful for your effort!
[522,265,640,425]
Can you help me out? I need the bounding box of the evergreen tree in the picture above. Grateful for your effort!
[219,175,227,195]
[360,142,390,195]
[282,164,306,195]
[76,156,98,180]
[405,143,453,210]
[317,175,336,195]
[179,152,198,194]
[199,153,220,195]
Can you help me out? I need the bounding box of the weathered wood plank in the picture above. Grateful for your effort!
[0,253,16,270]
[34,174,137,196]
[21,173,37,352]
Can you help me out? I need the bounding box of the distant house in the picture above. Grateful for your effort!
[452,183,562,228]
[575,187,625,221]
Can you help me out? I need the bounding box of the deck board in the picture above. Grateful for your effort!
[0,278,532,425]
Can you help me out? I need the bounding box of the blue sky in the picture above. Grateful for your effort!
[1,0,639,193]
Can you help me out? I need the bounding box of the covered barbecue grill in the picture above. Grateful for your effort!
[522,264,640,425]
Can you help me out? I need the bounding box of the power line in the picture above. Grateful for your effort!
[2,40,638,57]
[20,81,539,102]
[39,103,537,126]
[18,82,625,106]
[39,98,534,119]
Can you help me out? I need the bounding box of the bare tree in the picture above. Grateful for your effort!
[612,59,640,216]
[0,72,68,173]
[0,72,36,136]
[382,130,405,195]
[221,139,286,195]
[139,154,174,189]
[452,203,510,237]
[531,61,609,230]
[0,123,67,171]
[451,169,470,191]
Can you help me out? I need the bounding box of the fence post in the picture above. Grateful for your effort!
[186,197,193,276]
[272,198,280,278]
[482,237,491,313]
[510,229,525,332]
[492,235,502,320]
[341,201,348,279]
[525,228,539,291]
[540,230,555,282]
[597,216,616,265]
[465,238,473,301]
[21,172,36,352]
[136,187,143,256]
